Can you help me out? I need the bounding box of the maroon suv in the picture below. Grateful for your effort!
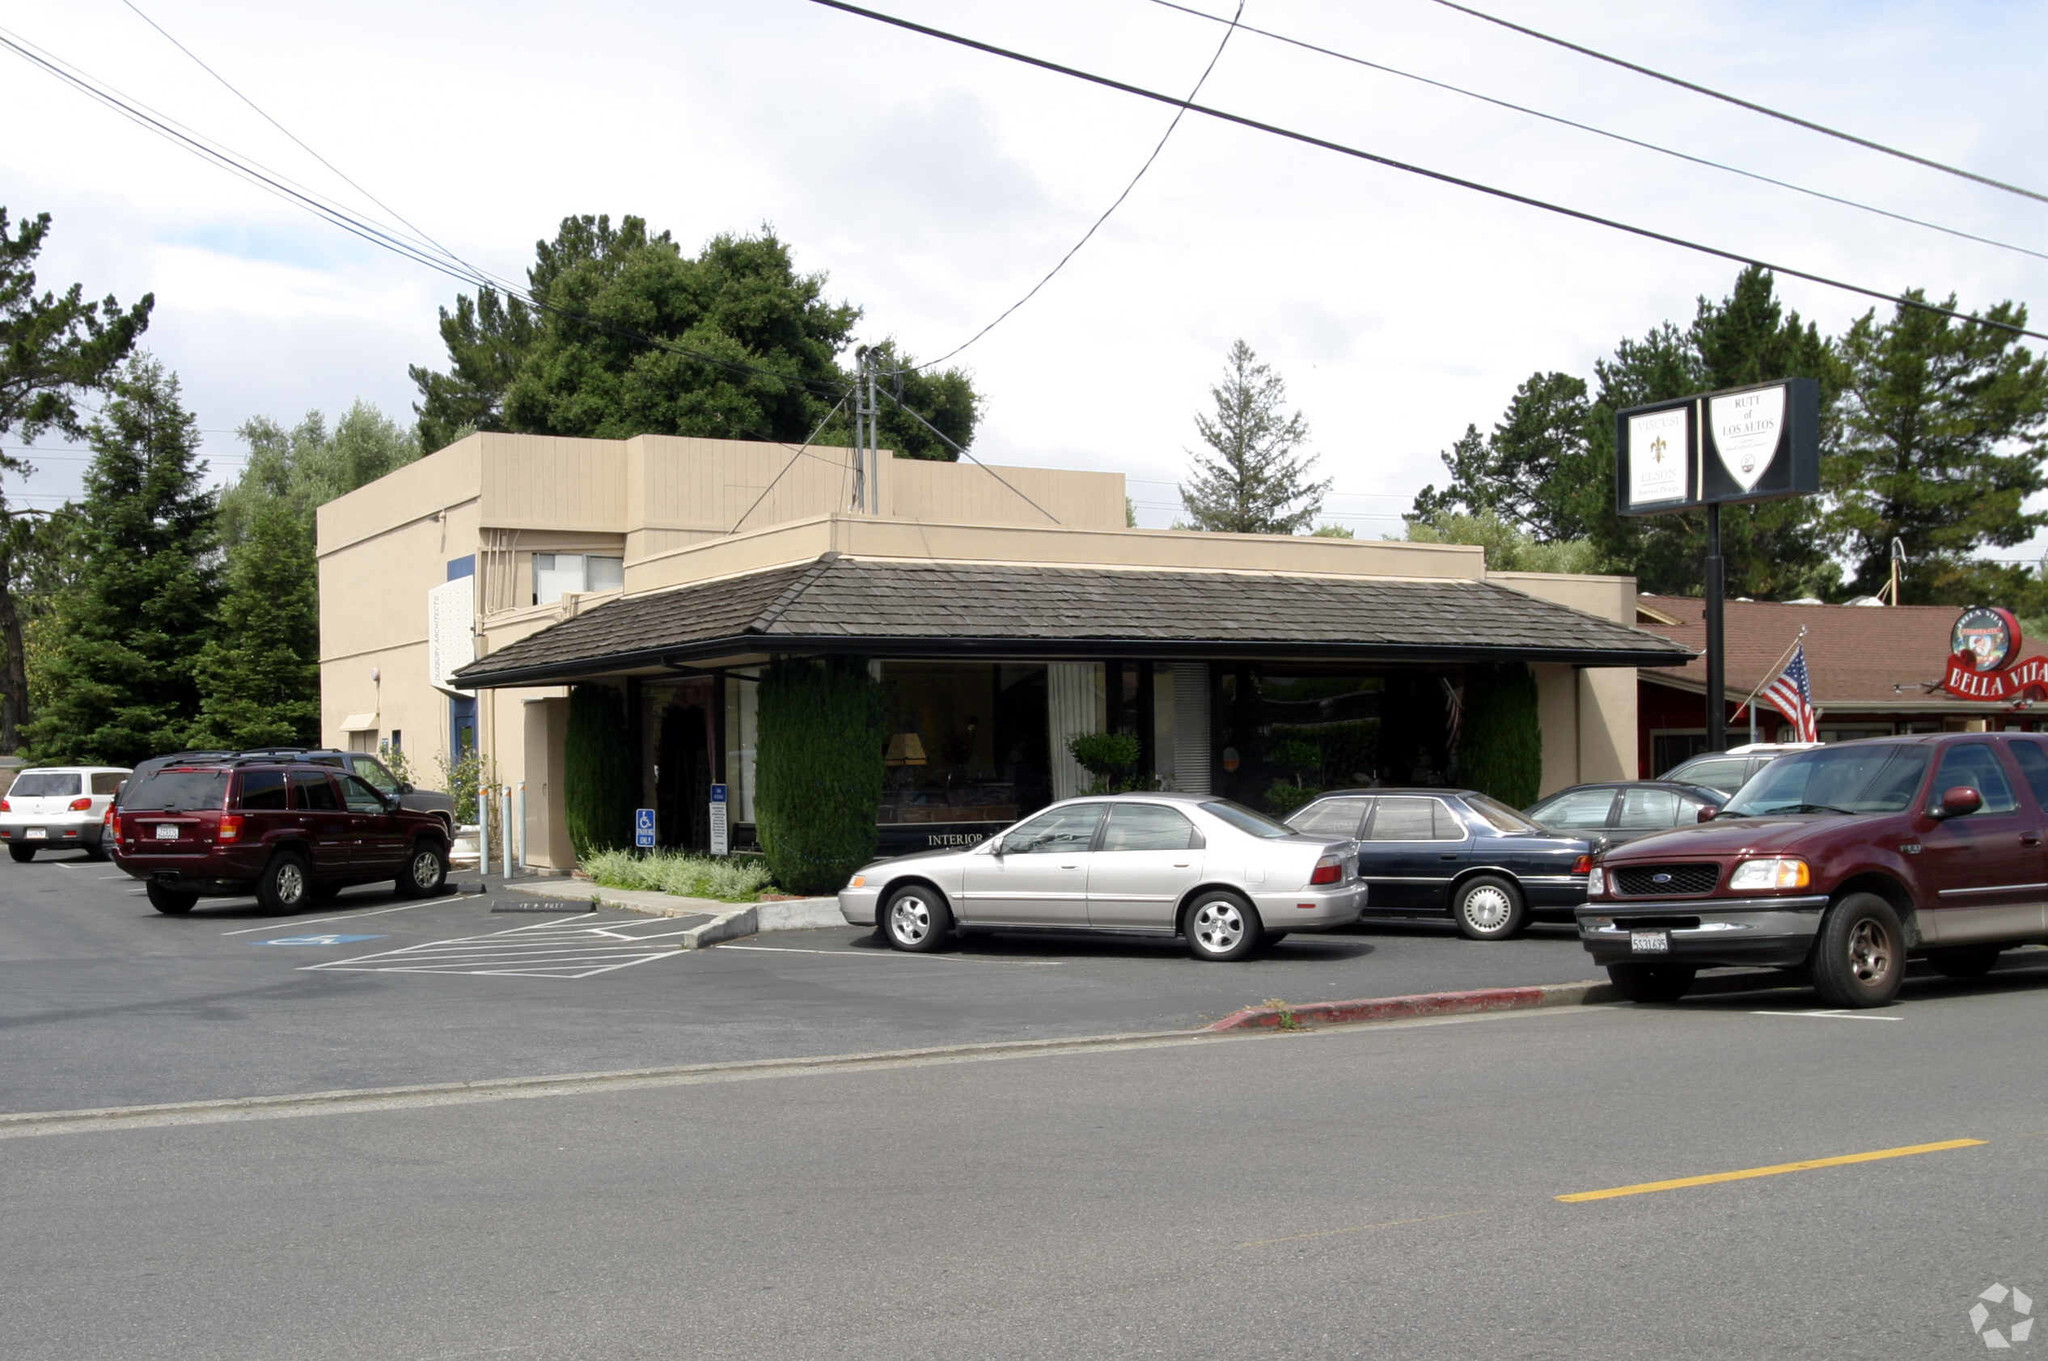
[111,757,452,915]
[1579,734,2048,1008]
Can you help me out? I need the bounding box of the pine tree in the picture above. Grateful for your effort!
[193,493,318,748]
[28,359,217,764]
[1179,339,1329,534]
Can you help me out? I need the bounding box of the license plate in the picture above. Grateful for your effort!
[154,824,179,841]
[25,827,45,839]
[1630,930,1670,954]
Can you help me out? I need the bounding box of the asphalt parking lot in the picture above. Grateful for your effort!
[8,847,2047,1116]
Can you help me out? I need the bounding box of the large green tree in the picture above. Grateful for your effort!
[1830,292,2048,598]
[1411,371,1594,539]
[0,209,153,749]
[219,402,420,549]
[193,494,318,749]
[409,216,980,459]
[27,360,217,765]
[1179,339,1329,534]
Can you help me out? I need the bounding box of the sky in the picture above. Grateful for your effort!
[5,0,2047,563]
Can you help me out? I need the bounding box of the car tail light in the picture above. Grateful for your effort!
[69,796,92,811]
[1571,854,1593,875]
[217,814,244,843]
[106,806,121,839]
[1,798,10,813]
[1309,854,1342,886]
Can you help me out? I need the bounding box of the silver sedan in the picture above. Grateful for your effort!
[838,792,1367,961]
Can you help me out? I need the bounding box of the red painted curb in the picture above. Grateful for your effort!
[1208,979,1614,1031]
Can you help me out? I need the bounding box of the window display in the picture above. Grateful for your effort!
[876,662,1051,827]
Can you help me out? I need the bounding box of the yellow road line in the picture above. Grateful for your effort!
[1238,1209,1488,1248]
[1558,1138,1986,1203]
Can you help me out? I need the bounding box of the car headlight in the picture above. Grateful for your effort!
[1585,867,1606,897]
[1729,857,1809,891]
[846,874,866,889]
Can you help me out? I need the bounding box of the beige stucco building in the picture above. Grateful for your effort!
[318,433,1684,870]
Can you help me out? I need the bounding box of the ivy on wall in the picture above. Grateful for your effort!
[565,683,637,860]
[1455,663,1542,808]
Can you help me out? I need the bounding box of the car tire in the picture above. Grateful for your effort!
[1185,890,1263,962]
[85,843,110,862]
[1810,893,1905,1008]
[1606,961,1697,1003]
[1927,945,2001,980]
[1452,875,1526,941]
[146,880,198,915]
[396,841,448,899]
[881,883,951,953]
[256,850,314,915]
[7,843,33,863]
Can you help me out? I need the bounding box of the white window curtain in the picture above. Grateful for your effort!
[1169,663,1212,794]
[1046,662,1106,801]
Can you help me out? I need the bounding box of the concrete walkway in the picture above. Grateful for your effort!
[503,877,844,948]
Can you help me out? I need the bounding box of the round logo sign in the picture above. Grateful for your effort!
[1953,607,2022,673]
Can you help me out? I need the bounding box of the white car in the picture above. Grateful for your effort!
[838,792,1367,961]
[1,766,130,861]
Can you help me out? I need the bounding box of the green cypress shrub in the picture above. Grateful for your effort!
[756,657,885,894]
[1455,663,1542,808]
[565,683,636,859]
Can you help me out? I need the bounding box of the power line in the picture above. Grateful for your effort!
[1148,0,2048,265]
[908,1,1246,374]
[803,0,2048,345]
[1425,0,2048,208]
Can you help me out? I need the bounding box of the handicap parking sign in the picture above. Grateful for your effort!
[635,808,657,849]
[257,934,386,946]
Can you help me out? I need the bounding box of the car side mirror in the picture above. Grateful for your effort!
[988,835,1007,856]
[398,782,414,794]
[1696,805,1718,823]
[1936,785,1983,820]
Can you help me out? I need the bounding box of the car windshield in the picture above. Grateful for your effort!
[1200,800,1295,838]
[9,772,81,797]
[1722,745,1929,817]
[1464,793,1543,834]
[122,769,230,812]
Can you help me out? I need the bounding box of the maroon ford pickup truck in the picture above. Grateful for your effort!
[1579,733,2048,1008]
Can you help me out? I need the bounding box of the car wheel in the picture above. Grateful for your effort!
[7,843,33,863]
[1452,875,1526,941]
[1810,893,1905,1008]
[1185,890,1262,962]
[256,851,314,914]
[397,842,449,899]
[146,880,198,916]
[1606,961,1696,1003]
[881,884,951,952]
[1927,945,2001,979]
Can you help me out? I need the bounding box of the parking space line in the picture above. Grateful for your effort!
[711,944,1062,966]
[1749,1009,1901,1022]
[220,896,482,935]
[1556,1138,1986,1203]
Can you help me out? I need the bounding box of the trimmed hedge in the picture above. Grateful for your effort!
[755,657,885,895]
[565,683,637,860]
[1455,663,1542,809]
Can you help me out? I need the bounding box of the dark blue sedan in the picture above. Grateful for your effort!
[1284,788,1593,940]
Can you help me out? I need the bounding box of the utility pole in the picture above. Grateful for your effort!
[849,346,880,514]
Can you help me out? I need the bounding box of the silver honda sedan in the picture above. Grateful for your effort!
[838,792,1367,961]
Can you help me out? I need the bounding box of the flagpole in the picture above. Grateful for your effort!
[1735,626,1808,741]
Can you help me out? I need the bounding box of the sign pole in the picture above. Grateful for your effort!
[1705,501,1726,754]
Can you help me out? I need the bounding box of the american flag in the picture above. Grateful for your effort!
[1761,643,1818,742]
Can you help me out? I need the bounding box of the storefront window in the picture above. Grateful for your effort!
[877,662,1050,827]
[1215,666,1398,812]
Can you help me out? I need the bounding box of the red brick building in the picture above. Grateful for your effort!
[1630,596,2048,777]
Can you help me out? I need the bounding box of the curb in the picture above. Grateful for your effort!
[1208,979,1620,1031]
[498,879,840,946]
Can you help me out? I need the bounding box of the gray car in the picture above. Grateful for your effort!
[837,792,1368,961]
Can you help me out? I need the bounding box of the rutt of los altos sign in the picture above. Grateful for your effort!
[1614,377,1823,517]
[1940,606,2045,701]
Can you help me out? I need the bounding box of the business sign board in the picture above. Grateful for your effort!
[1940,607,2045,701]
[1616,378,1822,517]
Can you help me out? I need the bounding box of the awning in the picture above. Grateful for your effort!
[454,553,1695,690]
[340,712,379,731]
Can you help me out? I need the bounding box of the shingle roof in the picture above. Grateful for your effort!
[455,554,1693,687]
[1636,596,2043,705]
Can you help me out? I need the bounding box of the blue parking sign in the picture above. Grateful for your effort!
[634,807,657,849]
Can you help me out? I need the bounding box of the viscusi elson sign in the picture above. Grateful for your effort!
[1940,607,2043,701]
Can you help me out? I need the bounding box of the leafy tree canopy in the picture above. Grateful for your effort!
[410,216,979,459]
[1404,509,1601,574]
[1179,339,1329,534]
[219,401,420,548]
